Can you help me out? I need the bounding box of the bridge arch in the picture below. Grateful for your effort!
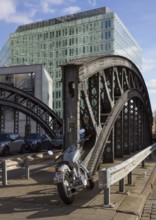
[0,83,63,137]
[87,89,151,174]
[62,55,152,174]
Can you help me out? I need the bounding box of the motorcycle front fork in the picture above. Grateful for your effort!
[72,166,88,188]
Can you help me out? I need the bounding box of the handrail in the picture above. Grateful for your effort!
[98,143,156,206]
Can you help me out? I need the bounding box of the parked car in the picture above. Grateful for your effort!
[24,133,53,152]
[0,133,25,156]
[51,134,63,149]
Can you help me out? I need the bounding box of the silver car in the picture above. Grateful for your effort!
[0,133,25,156]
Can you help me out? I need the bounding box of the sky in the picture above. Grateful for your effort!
[0,0,156,112]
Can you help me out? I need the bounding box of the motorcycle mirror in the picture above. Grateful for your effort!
[79,128,85,135]
[48,150,54,156]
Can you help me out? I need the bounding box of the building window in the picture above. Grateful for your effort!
[76,48,78,55]
[50,31,55,38]
[69,28,74,35]
[63,39,67,47]
[108,31,111,39]
[49,52,53,58]
[79,26,81,33]
[83,25,85,33]
[44,32,48,40]
[108,20,111,27]
[105,19,111,29]
[83,36,85,44]
[56,30,61,37]
[90,46,92,52]
[89,23,92,31]
[105,31,111,40]
[63,29,67,36]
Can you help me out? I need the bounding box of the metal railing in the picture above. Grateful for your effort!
[98,143,156,207]
[0,151,59,186]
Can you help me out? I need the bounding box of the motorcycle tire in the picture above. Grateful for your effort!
[86,175,95,189]
[80,168,95,190]
[57,171,74,204]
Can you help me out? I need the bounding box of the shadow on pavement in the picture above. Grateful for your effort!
[0,168,102,219]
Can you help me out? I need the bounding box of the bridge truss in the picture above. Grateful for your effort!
[62,55,153,175]
[0,83,63,137]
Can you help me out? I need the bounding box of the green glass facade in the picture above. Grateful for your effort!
[0,40,10,67]
[0,7,142,117]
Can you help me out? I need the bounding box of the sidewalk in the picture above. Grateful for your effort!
[0,155,156,220]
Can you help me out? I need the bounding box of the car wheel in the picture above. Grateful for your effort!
[59,144,63,149]
[2,146,10,156]
[20,144,26,154]
[36,142,41,152]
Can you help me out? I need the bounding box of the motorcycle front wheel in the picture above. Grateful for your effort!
[57,171,74,204]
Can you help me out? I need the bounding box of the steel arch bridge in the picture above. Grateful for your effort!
[62,55,153,175]
[0,82,63,137]
[0,55,152,176]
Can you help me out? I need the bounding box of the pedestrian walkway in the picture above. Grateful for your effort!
[0,154,156,220]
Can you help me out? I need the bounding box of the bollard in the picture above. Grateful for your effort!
[142,160,145,168]
[99,169,112,206]
[24,157,30,179]
[2,161,7,186]
[104,187,110,206]
[128,172,132,185]
[119,178,125,193]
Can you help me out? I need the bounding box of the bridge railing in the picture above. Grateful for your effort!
[98,143,156,207]
[0,151,60,186]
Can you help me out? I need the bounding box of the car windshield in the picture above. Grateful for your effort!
[26,133,40,139]
[0,134,10,141]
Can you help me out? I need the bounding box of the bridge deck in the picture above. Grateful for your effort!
[0,155,155,220]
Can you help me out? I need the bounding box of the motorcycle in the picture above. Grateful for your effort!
[48,129,94,204]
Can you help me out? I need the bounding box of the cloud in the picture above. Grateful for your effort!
[63,6,81,14]
[142,57,156,74]
[144,79,156,112]
[142,48,156,111]
[0,0,35,24]
[142,47,156,76]
[88,0,97,6]
[40,0,67,14]
[0,0,80,23]
[146,79,156,92]
[40,1,55,14]
[42,0,64,5]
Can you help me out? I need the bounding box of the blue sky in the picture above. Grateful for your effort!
[0,0,156,112]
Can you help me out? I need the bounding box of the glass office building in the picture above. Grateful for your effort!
[0,7,142,117]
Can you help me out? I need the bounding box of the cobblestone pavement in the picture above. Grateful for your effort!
[140,182,156,220]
